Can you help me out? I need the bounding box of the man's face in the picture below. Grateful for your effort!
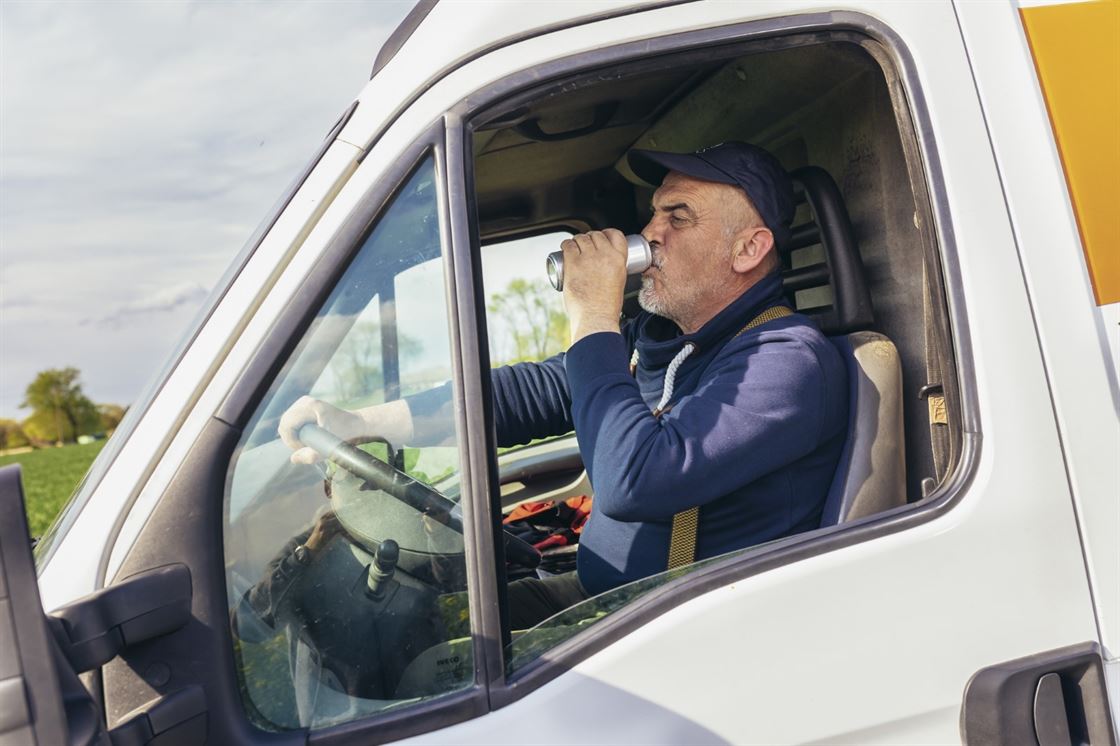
[638,171,744,330]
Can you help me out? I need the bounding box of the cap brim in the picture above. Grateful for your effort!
[628,149,738,188]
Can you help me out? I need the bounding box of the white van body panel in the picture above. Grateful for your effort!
[1109,658,1120,734]
[954,0,1120,658]
[1102,302,1120,387]
[403,492,1095,744]
[337,0,667,151]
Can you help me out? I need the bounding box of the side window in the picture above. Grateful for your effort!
[464,35,951,681]
[477,231,584,559]
[481,232,571,367]
[224,157,475,731]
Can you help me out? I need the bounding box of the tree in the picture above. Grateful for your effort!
[487,278,569,365]
[21,410,73,446]
[99,404,128,432]
[327,322,423,406]
[330,321,385,404]
[21,367,100,446]
[0,419,29,451]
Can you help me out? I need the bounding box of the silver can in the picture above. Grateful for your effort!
[547,234,652,291]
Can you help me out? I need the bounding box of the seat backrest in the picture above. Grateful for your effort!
[821,332,907,524]
[783,168,907,525]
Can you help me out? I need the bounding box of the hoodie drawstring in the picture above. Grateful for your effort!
[631,342,697,418]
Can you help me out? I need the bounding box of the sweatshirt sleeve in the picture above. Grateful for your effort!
[490,353,573,447]
[404,353,573,448]
[565,330,830,522]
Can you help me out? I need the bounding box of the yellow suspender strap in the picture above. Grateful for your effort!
[666,305,793,570]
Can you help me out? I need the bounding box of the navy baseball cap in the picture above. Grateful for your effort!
[628,141,795,249]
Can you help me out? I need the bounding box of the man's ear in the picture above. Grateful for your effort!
[730,226,775,275]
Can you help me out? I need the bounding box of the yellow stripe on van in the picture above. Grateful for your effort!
[1021,0,1120,305]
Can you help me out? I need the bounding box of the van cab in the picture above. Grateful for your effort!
[3,0,1117,743]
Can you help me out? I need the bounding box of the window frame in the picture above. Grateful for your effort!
[441,11,978,710]
[216,125,494,743]
[208,7,980,735]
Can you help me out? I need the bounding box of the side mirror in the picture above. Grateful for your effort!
[0,463,75,745]
[0,464,205,745]
[48,564,191,674]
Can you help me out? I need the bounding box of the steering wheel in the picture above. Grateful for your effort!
[298,424,541,569]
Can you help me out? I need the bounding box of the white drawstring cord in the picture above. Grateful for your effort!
[656,342,696,413]
[630,342,697,415]
[653,342,696,415]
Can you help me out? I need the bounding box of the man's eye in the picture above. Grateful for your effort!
[670,215,687,225]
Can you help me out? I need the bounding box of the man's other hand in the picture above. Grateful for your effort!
[278,396,369,464]
[561,228,627,343]
[279,396,414,465]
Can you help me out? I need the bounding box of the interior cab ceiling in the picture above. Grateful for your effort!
[472,41,881,238]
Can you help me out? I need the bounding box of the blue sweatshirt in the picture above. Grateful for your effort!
[412,273,848,596]
[486,273,848,594]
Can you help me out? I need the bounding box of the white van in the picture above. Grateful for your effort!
[3,1,1117,743]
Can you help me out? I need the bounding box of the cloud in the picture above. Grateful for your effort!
[86,281,210,328]
[0,0,415,416]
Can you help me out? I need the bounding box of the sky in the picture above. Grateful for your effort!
[0,0,416,419]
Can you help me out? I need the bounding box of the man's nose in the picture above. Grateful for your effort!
[640,216,661,246]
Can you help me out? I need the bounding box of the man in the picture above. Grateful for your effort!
[280,142,848,628]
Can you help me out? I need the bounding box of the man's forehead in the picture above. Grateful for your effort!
[652,171,735,208]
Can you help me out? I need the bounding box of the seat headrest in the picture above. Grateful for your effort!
[781,167,874,335]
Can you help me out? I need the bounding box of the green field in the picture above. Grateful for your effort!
[0,441,108,537]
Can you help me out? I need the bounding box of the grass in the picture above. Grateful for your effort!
[0,440,108,537]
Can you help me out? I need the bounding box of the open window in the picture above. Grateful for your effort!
[461,31,960,675]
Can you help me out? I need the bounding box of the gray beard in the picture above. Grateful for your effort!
[638,249,668,316]
[637,263,730,333]
[637,276,668,318]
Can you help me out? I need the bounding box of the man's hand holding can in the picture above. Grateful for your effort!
[552,229,644,344]
[547,233,651,291]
